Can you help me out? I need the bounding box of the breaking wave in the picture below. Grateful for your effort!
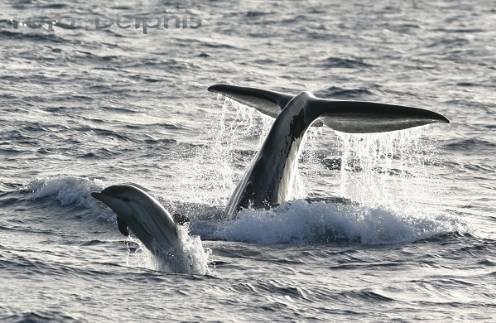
[204,200,468,245]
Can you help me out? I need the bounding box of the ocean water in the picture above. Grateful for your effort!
[0,0,495,322]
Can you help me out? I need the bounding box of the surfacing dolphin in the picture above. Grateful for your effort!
[91,185,181,259]
[92,84,449,251]
[208,84,449,218]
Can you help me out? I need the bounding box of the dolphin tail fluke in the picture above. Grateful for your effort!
[208,84,293,118]
[306,98,449,133]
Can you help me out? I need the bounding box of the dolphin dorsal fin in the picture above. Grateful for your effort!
[208,84,294,118]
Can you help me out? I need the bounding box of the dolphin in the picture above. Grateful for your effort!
[91,184,180,257]
[208,84,449,218]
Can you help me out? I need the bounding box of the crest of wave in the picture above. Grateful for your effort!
[214,200,467,245]
[26,176,104,210]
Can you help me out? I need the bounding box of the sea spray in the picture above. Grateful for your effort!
[187,97,324,205]
[125,226,211,275]
[27,176,105,210]
[334,128,444,214]
[186,97,273,206]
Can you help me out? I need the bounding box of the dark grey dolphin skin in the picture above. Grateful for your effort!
[91,185,180,254]
[208,84,449,218]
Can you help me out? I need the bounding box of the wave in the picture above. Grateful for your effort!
[321,56,374,69]
[203,200,468,245]
[314,86,375,99]
[25,176,104,211]
[0,30,65,43]
[443,138,496,152]
[1,311,80,323]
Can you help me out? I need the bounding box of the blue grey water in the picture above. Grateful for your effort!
[0,0,495,321]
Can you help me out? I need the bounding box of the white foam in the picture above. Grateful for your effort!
[26,176,104,210]
[210,200,468,245]
[154,225,211,275]
[124,226,211,275]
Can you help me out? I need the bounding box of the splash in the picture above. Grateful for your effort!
[186,97,323,206]
[208,200,467,245]
[182,101,460,246]
[155,225,211,275]
[291,123,323,199]
[26,176,104,210]
[333,128,443,214]
[125,226,211,275]
[185,96,273,206]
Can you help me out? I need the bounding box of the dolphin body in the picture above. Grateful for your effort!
[91,185,180,257]
[92,84,449,248]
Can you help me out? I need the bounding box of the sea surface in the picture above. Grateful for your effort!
[0,0,495,322]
